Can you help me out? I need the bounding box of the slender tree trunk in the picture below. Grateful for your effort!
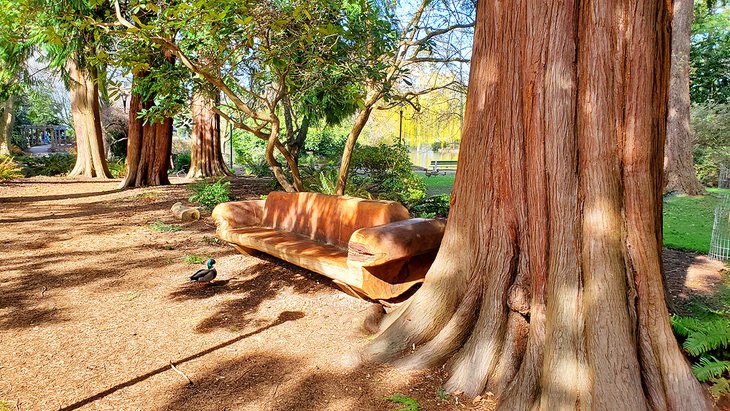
[120,72,173,188]
[282,96,309,164]
[187,89,231,179]
[0,95,15,155]
[665,0,704,195]
[67,59,111,178]
[364,1,711,409]
[335,100,375,195]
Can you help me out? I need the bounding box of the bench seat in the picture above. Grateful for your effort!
[212,191,446,301]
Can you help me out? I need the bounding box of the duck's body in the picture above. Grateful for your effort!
[190,259,217,283]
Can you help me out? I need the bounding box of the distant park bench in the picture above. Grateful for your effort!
[426,160,458,176]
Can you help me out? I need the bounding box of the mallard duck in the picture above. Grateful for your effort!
[190,259,217,283]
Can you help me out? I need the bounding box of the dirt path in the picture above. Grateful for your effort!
[0,177,491,411]
[0,177,725,410]
[663,247,727,314]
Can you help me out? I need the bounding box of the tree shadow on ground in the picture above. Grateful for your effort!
[0,188,125,203]
[158,350,453,411]
[0,245,186,330]
[169,254,338,334]
[57,311,306,411]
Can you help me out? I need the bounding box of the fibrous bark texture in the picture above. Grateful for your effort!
[187,89,231,179]
[364,1,712,410]
[67,59,111,178]
[665,0,704,195]
[120,72,173,188]
[0,95,14,155]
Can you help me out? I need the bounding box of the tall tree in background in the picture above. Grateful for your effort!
[113,0,389,192]
[120,54,176,188]
[66,57,110,178]
[691,1,730,105]
[364,1,711,409]
[187,86,230,179]
[665,0,704,195]
[29,0,112,178]
[0,2,29,155]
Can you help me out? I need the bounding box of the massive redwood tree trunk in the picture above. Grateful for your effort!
[665,0,704,195]
[0,95,14,155]
[365,1,711,409]
[67,59,111,178]
[187,89,231,179]
[120,72,173,188]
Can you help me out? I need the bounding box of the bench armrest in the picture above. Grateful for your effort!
[347,218,446,267]
[212,200,266,232]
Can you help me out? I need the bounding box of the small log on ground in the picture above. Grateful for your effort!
[171,202,200,222]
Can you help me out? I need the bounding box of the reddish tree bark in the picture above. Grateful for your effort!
[120,72,173,188]
[187,89,231,179]
[665,0,704,195]
[364,1,711,409]
[0,95,14,155]
[67,59,111,178]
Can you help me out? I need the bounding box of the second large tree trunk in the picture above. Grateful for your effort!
[120,72,173,188]
[665,0,704,195]
[0,95,15,155]
[67,59,111,178]
[364,1,711,409]
[187,89,231,179]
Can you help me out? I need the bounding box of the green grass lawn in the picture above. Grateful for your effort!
[663,188,730,254]
[419,172,455,196]
[664,188,730,254]
[418,170,725,255]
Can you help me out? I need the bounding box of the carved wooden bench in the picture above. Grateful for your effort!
[212,191,445,301]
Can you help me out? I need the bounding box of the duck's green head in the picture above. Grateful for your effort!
[206,258,216,269]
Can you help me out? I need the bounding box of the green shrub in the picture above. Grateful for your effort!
[350,143,426,206]
[0,156,23,180]
[431,140,442,152]
[108,157,127,178]
[304,127,347,159]
[234,132,273,177]
[244,158,273,177]
[172,150,191,173]
[672,314,730,398]
[692,103,730,186]
[384,394,420,411]
[189,178,231,210]
[302,166,371,198]
[301,143,425,206]
[16,153,75,177]
[410,194,451,218]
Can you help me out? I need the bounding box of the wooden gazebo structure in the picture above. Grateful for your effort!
[20,125,71,148]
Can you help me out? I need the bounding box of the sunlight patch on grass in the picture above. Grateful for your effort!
[663,188,730,254]
[148,220,185,233]
[183,254,211,264]
[418,172,455,196]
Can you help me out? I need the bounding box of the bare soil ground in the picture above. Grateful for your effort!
[0,177,725,411]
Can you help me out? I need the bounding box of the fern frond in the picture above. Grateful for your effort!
[710,377,730,399]
[671,315,706,338]
[692,356,730,382]
[683,318,730,356]
[318,171,336,195]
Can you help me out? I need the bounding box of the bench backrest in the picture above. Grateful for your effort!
[262,191,410,247]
